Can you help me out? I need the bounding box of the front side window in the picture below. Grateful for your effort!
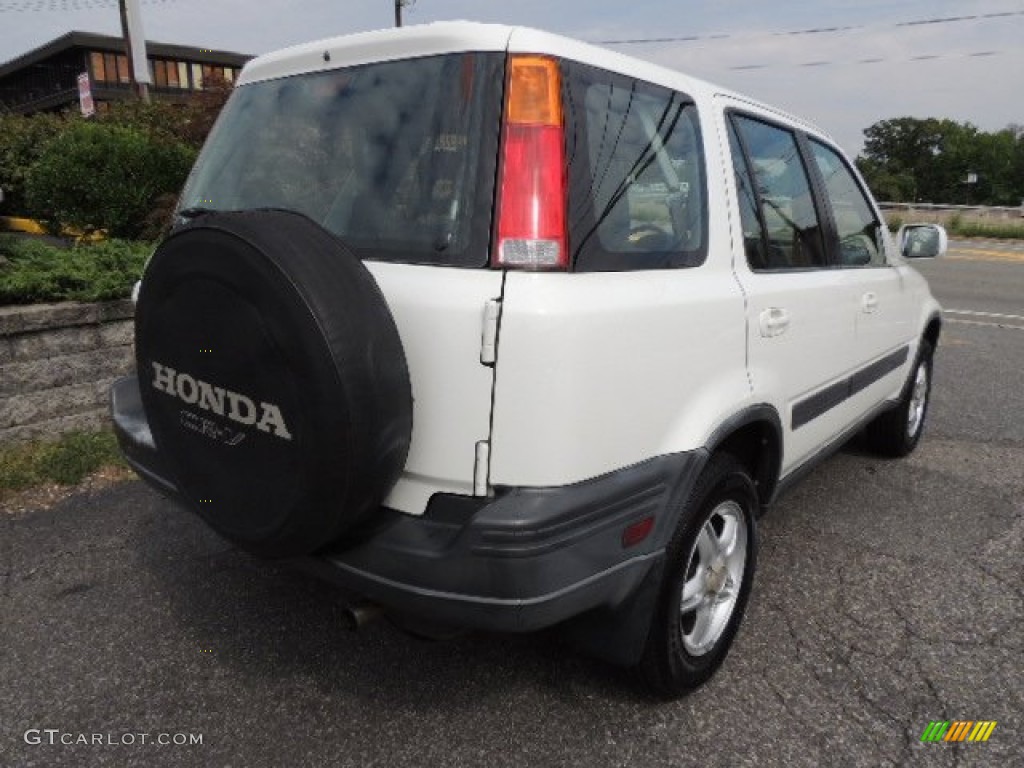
[809,140,886,267]
[731,114,827,270]
[564,61,706,271]
[180,53,503,267]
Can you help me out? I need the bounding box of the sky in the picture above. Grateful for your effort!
[0,0,1021,156]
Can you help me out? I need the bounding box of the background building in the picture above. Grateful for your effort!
[0,31,251,115]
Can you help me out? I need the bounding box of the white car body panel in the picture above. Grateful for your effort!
[490,269,748,487]
[363,261,502,514]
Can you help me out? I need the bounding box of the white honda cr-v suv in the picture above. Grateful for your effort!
[112,21,944,697]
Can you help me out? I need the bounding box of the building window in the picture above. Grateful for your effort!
[166,60,180,88]
[116,54,130,84]
[178,61,190,88]
[90,51,106,82]
[154,60,167,87]
[103,53,116,83]
[191,62,203,89]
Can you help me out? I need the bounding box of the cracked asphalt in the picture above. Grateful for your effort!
[1,251,1022,767]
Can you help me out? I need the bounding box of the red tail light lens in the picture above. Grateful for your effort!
[494,55,567,270]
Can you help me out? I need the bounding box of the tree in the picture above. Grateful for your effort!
[857,117,1024,205]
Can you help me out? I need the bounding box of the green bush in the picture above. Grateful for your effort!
[0,235,151,303]
[0,112,68,216]
[25,121,195,238]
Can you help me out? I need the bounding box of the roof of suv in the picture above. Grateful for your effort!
[237,21,826,140]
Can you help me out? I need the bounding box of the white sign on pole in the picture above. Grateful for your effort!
[77,72,95,117]
[966,172,978,184]
[124,0,151,84]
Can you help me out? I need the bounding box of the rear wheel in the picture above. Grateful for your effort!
[864,340,933,457]
[636,454,758,698]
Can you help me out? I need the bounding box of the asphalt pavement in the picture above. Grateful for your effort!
[1,244,1021,768]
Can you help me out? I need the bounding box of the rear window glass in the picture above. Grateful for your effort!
[179,53,504,267]
[563,61,707,271]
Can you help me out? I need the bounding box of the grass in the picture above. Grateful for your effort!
[946,220,1024,240]
[883,211,1024,240]
[0,235,151,304]
[0,430,125,496]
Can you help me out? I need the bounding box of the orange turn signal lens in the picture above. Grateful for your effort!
[506,55,562,126]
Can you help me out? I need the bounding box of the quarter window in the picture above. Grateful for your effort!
[809,140,885,267]
[731,115,827,270]
[564,61,706,271]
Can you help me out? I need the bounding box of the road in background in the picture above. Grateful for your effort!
[1,253,1022,768]
[917,238,1024,321]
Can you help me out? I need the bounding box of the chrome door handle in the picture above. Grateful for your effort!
[861,292,879,313]
[759,307,790,337]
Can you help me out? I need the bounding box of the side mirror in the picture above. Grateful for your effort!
[897,223,948,259]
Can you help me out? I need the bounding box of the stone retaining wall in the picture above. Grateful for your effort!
[0,301,135,445]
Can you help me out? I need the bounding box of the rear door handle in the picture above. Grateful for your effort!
[759,307,790,337]
[861,292,879,313]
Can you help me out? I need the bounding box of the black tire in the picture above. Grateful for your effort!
[864,340,933,458]
[636,454,758,698]
[135,210,412,558]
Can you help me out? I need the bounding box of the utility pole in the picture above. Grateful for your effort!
[394,0,415,27]
[119,0,151,102]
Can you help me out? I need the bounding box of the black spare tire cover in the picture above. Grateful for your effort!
[135,210,412,557]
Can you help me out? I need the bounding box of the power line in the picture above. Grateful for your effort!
[597,9,1024,46]
[727,49,1002,71]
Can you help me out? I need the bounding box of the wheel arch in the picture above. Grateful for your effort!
[703,405,783,507]
[923,312,942,352]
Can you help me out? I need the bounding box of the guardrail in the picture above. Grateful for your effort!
[879,203,1024,218]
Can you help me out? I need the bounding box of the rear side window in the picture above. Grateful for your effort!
[179,53,504,267]
[563,61,707,271]
[730,114,827,270]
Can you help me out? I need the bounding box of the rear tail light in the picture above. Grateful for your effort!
[494,54,568,270]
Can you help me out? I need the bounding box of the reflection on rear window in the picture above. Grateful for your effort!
[180,53,503,267]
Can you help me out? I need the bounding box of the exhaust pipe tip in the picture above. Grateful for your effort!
[342,601,382,631]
